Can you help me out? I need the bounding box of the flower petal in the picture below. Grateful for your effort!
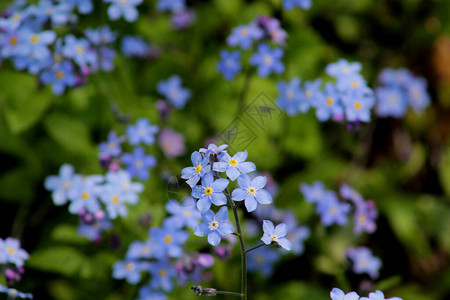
[212,162,228,172]
[211,178,229,192]
[236,161,256,174]
[194,223,209,237]
[256,189,272,204]
[226,166,240,181]
[244,195,257,212]
[237,174,252,188]
[208,231,222,246]
[215,206,229,221]
[252,176,267,190]
[218,222,234,235]
[277,237,292,251]
[274,223,288,237]
[262,220,274,234]
[233,150,248,162]
[231,188,248,201]
[211,192,227,206]
[197,196,212,213]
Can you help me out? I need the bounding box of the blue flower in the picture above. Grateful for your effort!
[217,50,242,80]
[316,192,350,226]
[330,288,360,300]
[157,75,191,109]
[67,0,93,14]
[16,29,56,60]
[378,68,412,86]
[346,247,382,279]
[326,59,362,78]
[353,200,378,235]
[249,43,284,77]
[181,151,211,188]
[231,174,272,212]
[375,86,408,118]
[302,79,323,113]
[149,226,188,258]
[360,290,403,300]
[112,260,149,284]
[85,26,117,45]
[0,284,33,299]
[339,184,364,205]
[300,181,327,204]
[342,88,375,122]
[247,246,280,277]
[157,0,186,12]
[0,238,29,267]
[261,220,291,250]
[104,170,144,205]
[313,83,344,121]
[257,16,287,46]
[227,23,264,50]
[67,175,103,214]
[0,10,28,31]
[199,143,228,159]
[12,51,53,75]
[62,35,97,68]
[78,219,112,241]
[32,0,73,26]
[121,36,150,58]
[100,185,129,219]
[192,173,229,213]
[126,240,154,260]
[286,224,310,255]
[0,29,23,58]
[126,118,159,145]
[121,147,157,180]
[148,259,176,291]
[104,0,143,22]
[40,60,77,95]
[194,207,234,246]
[98,131,125,157]
[405,77,430,113]
[137,287,167,300]
[283,0,312,10]
[163,196,201,229]
[212,150,256,181]
[276,78,303,116]
[44,164,81,206]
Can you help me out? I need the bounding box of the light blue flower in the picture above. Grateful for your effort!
[231,174,272,212]
[199,143,228,159]
[104,170,144,205]
[227,23,264,50]
[194,207,234,246]
[16,29,56,60]
[405,77,430,113]
[217,50,242,80]
[85,26,117,45]
[261,220,291,250]
[157,0,186,12]
[98,131,125,157]
[126,118,159,145]
[283,0,312,10]
[0,238,29,267]
[276,78,303,116]
[346,247,381,279]
[148,259,176,291]
[112,260,149,284]
[104,0,143,22]
[77,219,112,241]
[247,246,280,277]
[67,0,93,14]
[163,196,201,229]
[137,287,167,300]
[62,35,97,68]
[40,60,77,95]
[192,173,229,213]
[44,164,81,206]
[249,43,284,78]
[325,59,362,78]
[313,83,344,121]
[181,151,211,187]
[149,226,188,258]
[360,290,403,300]
[342,88,375,122]
[316,192,350,226]
[67,175,103,214]
[100,185,128,219]
[330,288,360,300]
[121,35,150,58]
[212,150,256,181]
[300,181,328,204]
[157,75,191,109]
[126,240,154,260]
[301,79,323,113]
[339,183,364,204]
[121,147,157,181]
[31,0,73,26]
[0,284,33,299]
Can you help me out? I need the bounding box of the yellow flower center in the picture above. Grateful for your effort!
[195,165,202,173]
[82,191,90,200]
[305,90,312,98]
[205,187,213,195]
[229,160,238,166]
[263,55,273,66]
[270,234,278,242]
[125,263,135,271]
[12,14,21,21]
[240,28,249,36]
[56,71,64,79]
[7,247,15,254]
[134,160,143,168]
[354,101,362,110]
[112,196,119,204]
[183,210,191,217]
[76,46,84,55]
[326,97,334,106]
[10,37,17,45]
[142,246,151,254]
[31,34,39,44]
[164,235,173,244]
[248,187,256,195]
[159,269,167,277]
[351,81,359,88]
[358,214,367,224]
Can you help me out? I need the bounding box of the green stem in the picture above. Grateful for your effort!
[244,243,266,254]
[216,291,243,297]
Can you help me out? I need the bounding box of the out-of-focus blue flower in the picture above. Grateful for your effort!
[316,192,350,226]
[283,0,312,10]
[247,246,280,277]
[40,60,77,95]
[126,240,154,260]
[137,287,167,300]
[326,59,362,78]
[99,131,125,157]
[12,51,53,75]
[16,30,55,60]
[100,185,129,219]
[0,284,33,299]
[257,16,287,46]
[126,118,159,145]
[149,259,177,291]
[121,36,150,58]
[171,8,196,30]
[339,184,364,205]
[181,151,211,187]
[0,29,23,58]
[0,238,29,267]
[227,23,264,50]
[62,35,97,68]
[378,68,412,86]
[150,226,188,258]
[157,75,191,109]
[67,175,103,214]
[342,88,375,122]
[261,220,291,250]
[249,43,284,78]
[112,260,149,284]
[104,0,143,22]
[157,0,186,12]
[300,181,327,204]
[285,222,310,255]
[104,170,144,205]
[31,0,73,26]
[353,200,377,235]
[0,10,28,31]
[276,78,302,116]
[192,173,229,213]
[360,290,403,300]
[375,86,408,117]
[67,0,93,14]
[231,174,272,212]
[163,196,201,229]
[121,147,157,181]
[302,79,323,112]
[158,128,186,158]
[212,150,256,181]
[85,26,117,45]
[313,83,344,121]
[78,218,112,241]
[330,288,360,300]
[194,207,234,246]
[346,247,382,279]
[45,164,81,206]
[217,49,241,81]
[405,77,430,113]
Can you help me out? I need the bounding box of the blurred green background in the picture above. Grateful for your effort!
[0,0,450,299]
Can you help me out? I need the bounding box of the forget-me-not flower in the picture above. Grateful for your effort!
[194,207,234,246]
[126,118,159,145]
[104,0,143,22]
[217,49,242,80]
[181,151,211,187]
[346,247,382,279]
[249,43,284,78]
[163,196,201,229]
[192,173,229,213]
[212,150,256,181]
[112,260,149,284]
[0,238,29,267]
[44,164,81,206]
[121,147,157,180]
[231,174,272,212]
[360,290,403,300]
[261,220,291,250]
[227,23,264,50]
[330,288,360,300]
[157,75,191,109]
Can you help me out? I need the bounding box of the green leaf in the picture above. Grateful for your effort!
[27,246,87,277]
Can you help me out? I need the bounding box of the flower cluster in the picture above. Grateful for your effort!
[217,16,287,80]
[330,288,402,300]
[0,237,32,299]
[45,118,160,241]
[277,59,375,123]
[375,68,431,117]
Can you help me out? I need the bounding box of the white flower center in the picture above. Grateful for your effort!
[209,220,219,230]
